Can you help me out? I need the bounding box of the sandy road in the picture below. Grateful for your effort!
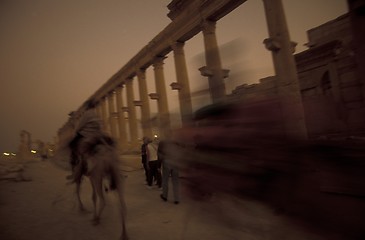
[0,157,327,240]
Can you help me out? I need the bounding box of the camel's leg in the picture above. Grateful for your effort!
[92,176,105,225]
[118,192,129,240]
[115,173,129,240]
[91,177,97,220]
[76,182,86,212]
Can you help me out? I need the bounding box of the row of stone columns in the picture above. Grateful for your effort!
[92,57,185,150]
[90,20,229,151]
[70,0,307,153]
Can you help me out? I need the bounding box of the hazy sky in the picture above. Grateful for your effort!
[0,0,348,153]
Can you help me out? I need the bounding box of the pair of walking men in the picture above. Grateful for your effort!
[141,137,161,188]
[141,137,180,204]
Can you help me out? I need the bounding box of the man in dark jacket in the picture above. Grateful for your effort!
[141,137,150,182]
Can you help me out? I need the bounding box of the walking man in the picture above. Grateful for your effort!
[159,139,180,204]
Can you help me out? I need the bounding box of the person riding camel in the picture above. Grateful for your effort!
[67,99,114,183]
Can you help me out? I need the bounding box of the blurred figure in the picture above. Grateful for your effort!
[174,98,365,240]
[67,99,113,184]
[146,137,161,189]
[62,99,128,239]
[158,139,180,204]
[141,137,150,183]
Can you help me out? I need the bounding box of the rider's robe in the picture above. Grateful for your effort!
[74,109,104,157]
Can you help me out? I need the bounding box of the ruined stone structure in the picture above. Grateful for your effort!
[297,12,363,137]
[16,130,54,159]
[17,130,32,160]
[231,5,365,138]
[58,0,361,152]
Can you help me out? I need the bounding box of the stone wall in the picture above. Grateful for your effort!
[230,13,365,138]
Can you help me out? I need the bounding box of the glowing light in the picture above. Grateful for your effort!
[3,152,10,156]
[11,153,16,156]
[154,134,158,138]
[31,150,37,154]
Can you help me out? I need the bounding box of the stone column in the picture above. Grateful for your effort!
[108,91,118,139]
[116,86,128,151]
[200,20,228,103]
[126,78,138,147]
[152,57,171,137]
[137,69,153,138]
[262,0,308,140]
[171,41,193,126]
[101,96,109,133]
[96,102,103,119]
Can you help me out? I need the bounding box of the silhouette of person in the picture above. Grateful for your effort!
[146,137,161,188]
[141,137,150,182]
[159,139,180,204]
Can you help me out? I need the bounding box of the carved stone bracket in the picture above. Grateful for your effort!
[149,93,159,100]
[199,66,229,78]
[199,66,213,76]
[264,38,297,53]
[170,82,182,90]
[133,100,142,106]
[110,112,119,118]
[263,37,281,51]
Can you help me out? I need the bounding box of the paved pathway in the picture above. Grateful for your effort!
[0,156,326,240]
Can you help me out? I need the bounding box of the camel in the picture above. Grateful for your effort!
[73,142,129,240]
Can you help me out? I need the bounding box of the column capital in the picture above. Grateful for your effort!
[125,77,134,83]
[171,41,185,54]
[92,98,100,107]
[153,56,167,68]
[115,86,123,96]
[201,20,216,35]
[136,68,146,79]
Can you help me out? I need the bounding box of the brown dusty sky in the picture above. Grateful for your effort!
[0,0,348,152]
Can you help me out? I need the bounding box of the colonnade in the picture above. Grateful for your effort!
[90,49,193,151]
[58,0,308,152]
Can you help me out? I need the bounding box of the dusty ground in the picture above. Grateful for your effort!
[0,156,327,240]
